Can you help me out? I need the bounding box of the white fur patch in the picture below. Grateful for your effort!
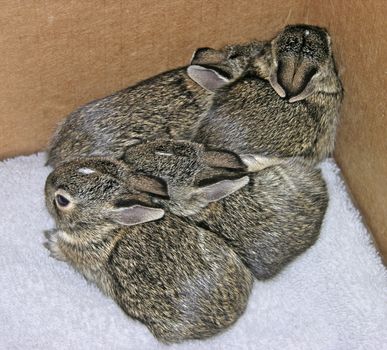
[155,151,173,157]
[58,230,77,244]
[240,154,284,172]
[78,168,95,175]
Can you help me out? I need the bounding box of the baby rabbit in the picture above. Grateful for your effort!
[44,157,253,343]
[189,24,343,164]
[124,140,328,279]
[46,42,264,167]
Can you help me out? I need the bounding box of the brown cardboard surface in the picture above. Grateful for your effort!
[0,1,386,261]
[0,0,305,158]
[305,0,387,263]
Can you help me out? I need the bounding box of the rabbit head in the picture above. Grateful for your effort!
[188,25,341,103]
[187,41,264,91]
[124,139,254,216]
[45,157,168,233]
[266,24,338,102]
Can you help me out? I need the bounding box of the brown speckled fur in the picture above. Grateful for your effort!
[48,25,342,168]
[46,42,264,167]
[124,140,329,279]
[44,158,253,343]
[194,25,343,164]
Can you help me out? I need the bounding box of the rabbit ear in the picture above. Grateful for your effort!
[203,150,246,170]
[269,67,286,98]
[288,75,318,103]
[270,56,318,102]
[190,47,226,65]
[196,176,249,203]
[110,205,165,226]
[125,138,143,148]
[187,65,230,91]
[239,154,285,172]
[131,175,169,198]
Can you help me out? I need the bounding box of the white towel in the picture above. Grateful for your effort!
[0,153,386,350]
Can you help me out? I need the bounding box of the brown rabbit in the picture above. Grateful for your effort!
[46,42,264,167]
[44,157,253,343]
[189,24,343,164]
[124,139,328,279]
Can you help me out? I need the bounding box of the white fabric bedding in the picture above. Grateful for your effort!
[0,153,386,350]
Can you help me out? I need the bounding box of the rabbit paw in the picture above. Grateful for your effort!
[43,229,67,262]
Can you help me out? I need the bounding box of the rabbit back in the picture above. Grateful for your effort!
[194,76,340,162]
[47,68,211,166]
[190,161,328,279]
[107,215,253,342]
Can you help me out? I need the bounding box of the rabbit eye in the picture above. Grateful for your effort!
[228,53,239,60]
[55,194,70,207]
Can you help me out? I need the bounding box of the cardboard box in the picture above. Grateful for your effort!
[0,1,385,262]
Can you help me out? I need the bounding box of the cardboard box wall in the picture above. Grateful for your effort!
[0,1,386,263]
